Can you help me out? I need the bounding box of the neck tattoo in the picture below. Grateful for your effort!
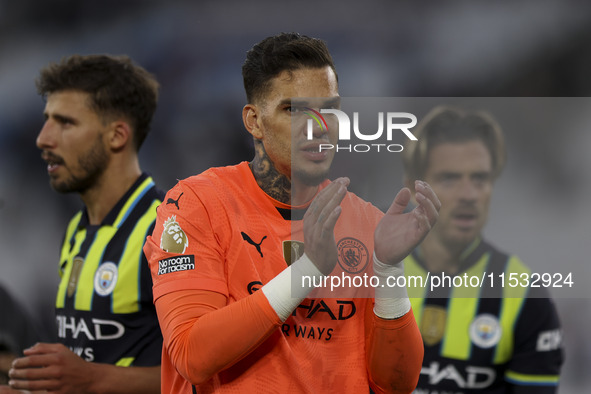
[249,140,291,204]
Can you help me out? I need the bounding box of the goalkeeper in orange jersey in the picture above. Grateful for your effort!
[144,32,441,393]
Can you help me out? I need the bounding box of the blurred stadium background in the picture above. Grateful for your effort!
[1,1,590,392]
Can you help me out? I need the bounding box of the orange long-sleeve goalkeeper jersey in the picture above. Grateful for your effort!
[144,162,422,393]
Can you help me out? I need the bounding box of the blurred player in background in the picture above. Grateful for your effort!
[0,285,44,385]
[3,54,163,393]
[143,32,440,393]
[401,106,563,393]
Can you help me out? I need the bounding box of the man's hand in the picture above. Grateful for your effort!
[374,180,440,265]
[8,343,95,394]
[303,177,349,275]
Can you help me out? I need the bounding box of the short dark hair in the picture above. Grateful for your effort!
[36,54,159,151]
[242,32,337,104]
[402,106,506,182]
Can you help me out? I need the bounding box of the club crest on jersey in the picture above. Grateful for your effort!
[336,237,369,274]
[470,314,502,348]
[94,262,118,296]
[283,240,305,266]
[161,215,188,253]
[420,305,447,346]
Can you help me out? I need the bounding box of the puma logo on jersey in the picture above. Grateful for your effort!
[166,192,183,210]
[241,231,267,258]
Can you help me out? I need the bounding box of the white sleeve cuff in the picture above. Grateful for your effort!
[373,252,411,319]
[261,253,324,322]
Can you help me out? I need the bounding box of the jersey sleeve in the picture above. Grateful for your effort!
[365,303,423,393]
[155,288,281,385]
[143,179,229,300]
[505,287,564,393]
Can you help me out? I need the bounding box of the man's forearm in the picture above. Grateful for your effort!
[366,309,423,394]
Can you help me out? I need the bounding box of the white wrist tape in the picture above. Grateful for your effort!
[373,252,411,319]
[261,253,324,322]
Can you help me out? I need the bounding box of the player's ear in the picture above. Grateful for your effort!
[243,104,263,140]
[108,120,132,152]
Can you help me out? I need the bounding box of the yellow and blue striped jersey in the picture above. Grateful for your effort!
[55,173,164,366]
[405,240,563,394]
